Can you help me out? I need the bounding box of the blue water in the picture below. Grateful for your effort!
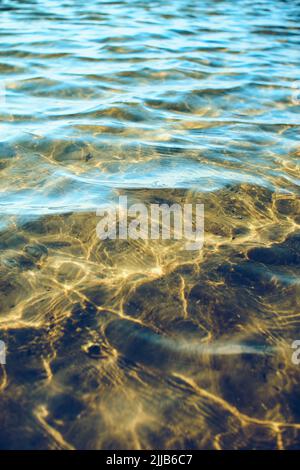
[0,0,299,217]
[0,0,300,451]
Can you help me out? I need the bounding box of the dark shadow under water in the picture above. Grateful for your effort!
[0,184,299,449]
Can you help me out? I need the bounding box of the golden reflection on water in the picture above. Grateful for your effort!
[0,184,299,449]
[0,0,300,451]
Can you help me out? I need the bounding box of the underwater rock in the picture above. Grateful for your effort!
[0,232,27,250]
[218,261,277,293]
[0,143,16,159]
[275,198,299,216]
[49,394,84,421]
[24,243,48,260]
[247,246,298,265]
[0,398,51,450]
[1,254,36,271]
[285,231,300,253]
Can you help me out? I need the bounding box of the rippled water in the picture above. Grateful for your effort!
[0,0,300,450]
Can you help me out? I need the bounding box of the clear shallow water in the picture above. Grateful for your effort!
[0,0,300,450]
[1,0,300,216]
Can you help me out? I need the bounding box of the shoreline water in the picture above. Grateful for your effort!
[0,0,300,450]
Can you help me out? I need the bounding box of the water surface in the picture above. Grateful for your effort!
[0,0,300,450]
